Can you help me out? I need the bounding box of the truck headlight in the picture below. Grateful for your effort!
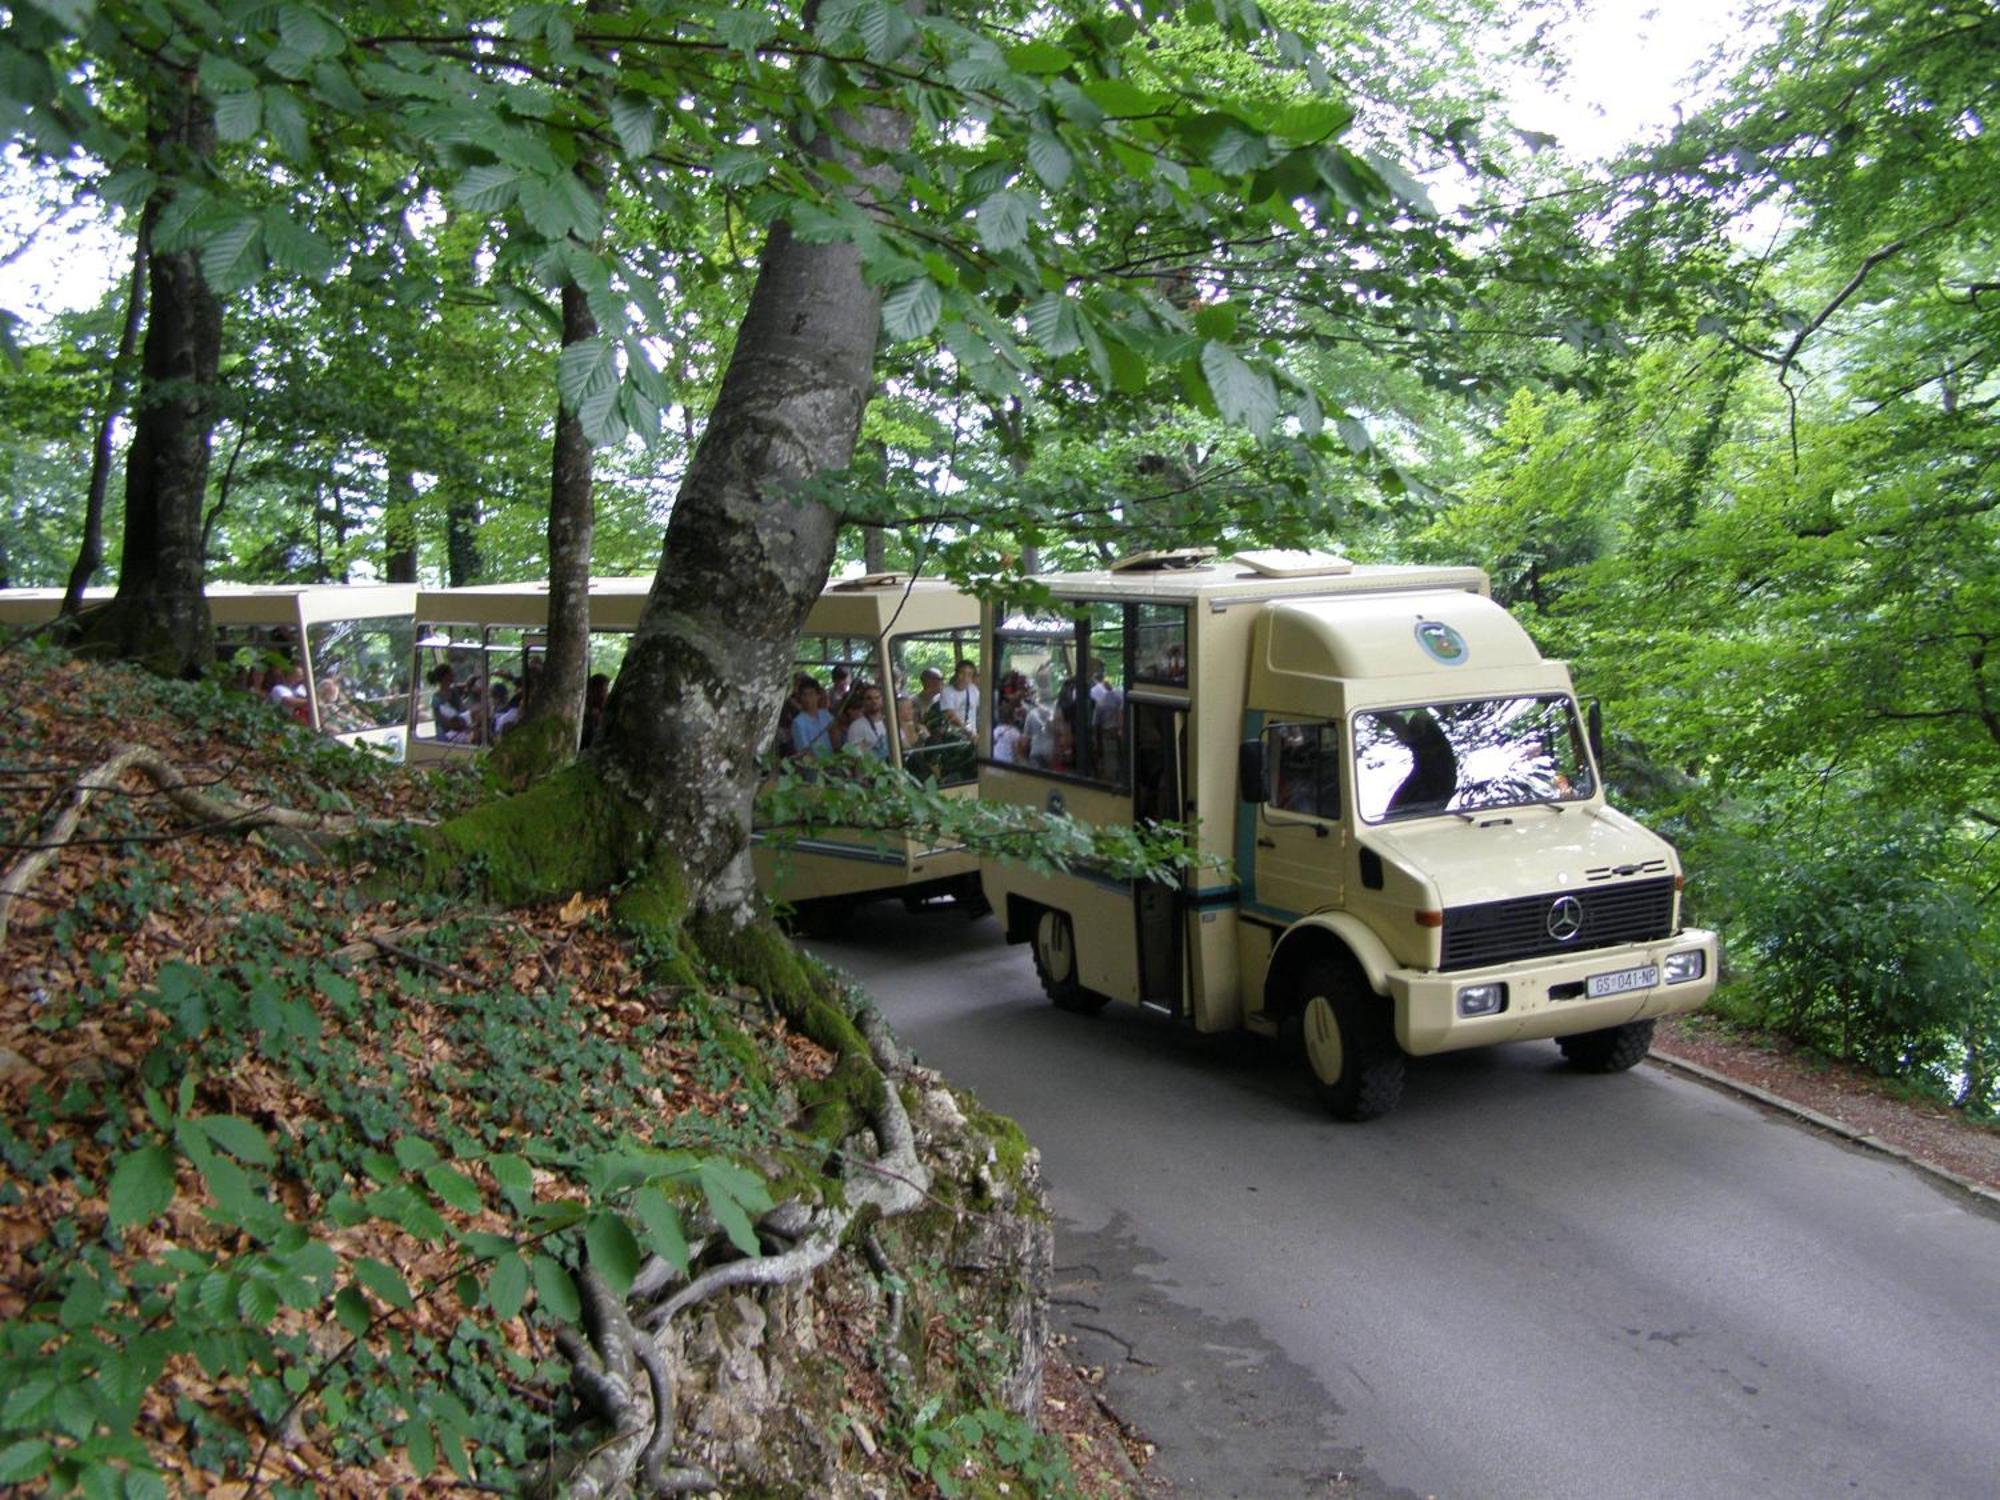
[1456,983,1507,1017]
[1663,950,1706,984]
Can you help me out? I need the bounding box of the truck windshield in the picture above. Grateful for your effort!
[1353,695,1596,822]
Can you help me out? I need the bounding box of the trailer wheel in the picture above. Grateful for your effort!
[1033,909,1107,1013]
[1290,959,1404,1121]
[1557,1019,1655,1073]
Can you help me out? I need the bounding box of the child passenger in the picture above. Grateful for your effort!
[789,680,836,758]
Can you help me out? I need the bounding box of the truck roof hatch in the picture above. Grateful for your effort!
[1108,547,1218,573]
[1231,548,1355,578]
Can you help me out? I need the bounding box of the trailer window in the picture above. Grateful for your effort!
[307,617,416,732]
[891,629,979,785]
[1265,721,1341,819]
[992,601,1127,788]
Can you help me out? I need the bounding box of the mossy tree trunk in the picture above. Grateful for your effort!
[591,105,907,920]
[532,279,598,740]
[80,78,220,677]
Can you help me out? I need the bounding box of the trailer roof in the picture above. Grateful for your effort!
[1022,554,1490,608]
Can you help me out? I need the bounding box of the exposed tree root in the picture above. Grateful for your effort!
[0,742,376,945]
[549,1000,930,1496]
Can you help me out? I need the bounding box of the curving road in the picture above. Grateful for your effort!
[810,905,2000,1500]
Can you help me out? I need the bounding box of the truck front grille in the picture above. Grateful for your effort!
[1440,877,1677,972]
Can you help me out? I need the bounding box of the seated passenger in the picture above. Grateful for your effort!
[490,682,520,739]
[843,682,892,759]
[991,703,1025,764]
[789,680,835,758]
[429,663,473,742]
[896,693,924,751]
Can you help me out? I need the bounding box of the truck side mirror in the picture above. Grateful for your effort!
[1238,739,1266,803]
[1587,699,1605,766]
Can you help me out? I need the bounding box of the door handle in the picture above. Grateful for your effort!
[1256,838,1277,849]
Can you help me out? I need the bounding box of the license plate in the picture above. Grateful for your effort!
[1586,964,1658,999]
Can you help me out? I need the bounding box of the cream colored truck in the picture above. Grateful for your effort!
[0,583,416,758]
[406,574,984,910]
[977,549,1718,1119]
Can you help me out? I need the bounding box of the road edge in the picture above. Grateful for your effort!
[1646,1052,2000,1211]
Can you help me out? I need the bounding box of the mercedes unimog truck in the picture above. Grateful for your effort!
[977,549,1717,1119]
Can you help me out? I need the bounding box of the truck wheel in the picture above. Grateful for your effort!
[1558,1019,1656,1073]
[1033,908,1107,1014]
[1291,959,1404,1121]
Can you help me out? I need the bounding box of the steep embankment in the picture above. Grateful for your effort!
[0,644,1140,1496]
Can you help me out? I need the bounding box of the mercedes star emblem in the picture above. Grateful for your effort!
[1547,895,1584,942]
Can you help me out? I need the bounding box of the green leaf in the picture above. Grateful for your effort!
[422,1163,485,1216]
[698,1161,768,1258]
[403,1415,436,1477]
[279,3,346,60]
[487,1152,534,1211]
[1006,40,1074,76]
[262,86,311,159]
[609,92,658,156]
[195,1114,275,1166]
[198,53,259,96]
[236,1277,281,1327]
[558,335,620,409]
[880,277,942,341]
[0,1440,51,1484]
[198,211,265,292]
[584,1211,642,1297]
[353,1257,413,1311]
[1026,132,1072,191]
[451,164,522,215]
[108,1145,177,1230]
[1199,341,1278,438]
[212,88,263,143]
[531,1254,581,1321]
[975,190,1031,254]
[486,1252,528,1319]
[393,1135,441,1172]
[856,0,916,63]
[1026,292,1081,356]
[333,1285,371,1336]
[632,1187,688,1274]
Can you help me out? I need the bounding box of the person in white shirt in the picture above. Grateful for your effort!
[1024,698,1057,767]
[991,704,1024,764]
[842,683,892,759]
[939,659,980,737]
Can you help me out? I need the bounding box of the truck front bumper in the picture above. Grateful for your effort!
[1386,929,1720,1057]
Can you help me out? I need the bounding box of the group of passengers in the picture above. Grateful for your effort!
[775,659,983,763]
[428,661,531,744]
[987,660,1123,776]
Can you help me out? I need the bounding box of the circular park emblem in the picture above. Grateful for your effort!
[1414,619,1469,665]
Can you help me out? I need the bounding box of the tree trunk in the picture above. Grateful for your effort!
[63,219,151,625]
[383,455,419,582]
[531,279,599,737]
[445,489,481,586]
[862,524,888,573]
[80,83,222,676]
[594,104,908,920]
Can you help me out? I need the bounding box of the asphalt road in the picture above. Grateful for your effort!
[809,904,2000,1500]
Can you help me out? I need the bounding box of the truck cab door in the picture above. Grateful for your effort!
[1245,717,1345,920]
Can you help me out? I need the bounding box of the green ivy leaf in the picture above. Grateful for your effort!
[195,1115,275,1166]
[353,1257,414,1311]
[531,1254,581,1321]
[422,1163,484,1216]
[486,1252,528,1319]
[632,1187,689,1274]
[108,1145,177,1230]
[584,1211,642,1297]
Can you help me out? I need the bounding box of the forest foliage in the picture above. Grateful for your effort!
[1,5,1994,1145]
[2,0,1993,1101]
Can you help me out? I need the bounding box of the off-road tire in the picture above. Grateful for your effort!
[1289,957,1405,1121]
[1557,1019,1656,1073]
[1032,908,1109,1014]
